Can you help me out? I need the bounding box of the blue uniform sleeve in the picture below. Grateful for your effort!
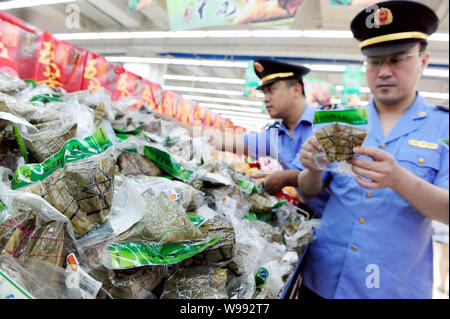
[290,156,305,170]
[434,143,449,190]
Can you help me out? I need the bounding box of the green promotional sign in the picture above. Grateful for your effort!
[243,61,260,98]
[341,65,363,107]
[166,0,304,31]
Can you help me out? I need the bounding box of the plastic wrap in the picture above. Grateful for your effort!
[311,108,369,174]
[0,72,27,95]
[117,151,162,177]
[182,217,236,266]
[0,255,69,299]
[114,191,205,244]
[89,265,164,299]
[160,267,229,299]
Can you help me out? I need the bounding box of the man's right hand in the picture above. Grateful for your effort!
[299,136,326,172]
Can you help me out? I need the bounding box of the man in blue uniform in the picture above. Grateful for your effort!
[162,59,324,207]
[241,59,316,196]
[297,0,449,299]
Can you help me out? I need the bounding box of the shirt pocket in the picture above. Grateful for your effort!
[396,148,440,183]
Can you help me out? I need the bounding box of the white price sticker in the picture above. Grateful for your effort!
[66,253,102,299]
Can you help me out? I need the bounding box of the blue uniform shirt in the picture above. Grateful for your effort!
[243,104,316,170]
[242,104,328,213]
[301,93,449,299]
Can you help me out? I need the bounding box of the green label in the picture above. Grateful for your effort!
[29,94,63,104]
[11,126,113,190]
[24,79,37,87]
[255,267,269,287]
[245,212,272,222]
[187,213,206,227]
[143,146,193,182]
[272,200,287,209]
[441,138,449,147]
[0,196,5,216]
[109,236,220,269]
[13,126,28,164]
[113,128,143,136]
[237,179,256,194]
[313,108,368,125]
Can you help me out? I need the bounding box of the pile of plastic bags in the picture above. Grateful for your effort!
[0,72,321,299]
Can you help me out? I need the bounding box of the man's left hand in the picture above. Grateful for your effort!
[350,146,402,189]
[263,171,288,195]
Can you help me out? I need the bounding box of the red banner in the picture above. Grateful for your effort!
[34,34,87,91]
[0,11,240,132]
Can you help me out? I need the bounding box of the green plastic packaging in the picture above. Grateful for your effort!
[108,236,220,269]
[12,126,28,163]
[187,213,206,227]
[29,94,63,104]
[11,125,113,190]
[143,146,193,182]
[313,108,368,126]
[255,267,269,287]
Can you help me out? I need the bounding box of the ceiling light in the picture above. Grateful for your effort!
[106,56,248,68]
[220,114,274,123]
[0,0,74,10]
[212,109,270,119]
[429,33,449,42]
[182,95,263,106]
[163,85,244,96]
[420,92,449,100]
[423,69,449,78]
[164,74,246,85]
[54,30,448,42]
[305,64,347,72]
[198,103,263,113]
[303,30,353,38]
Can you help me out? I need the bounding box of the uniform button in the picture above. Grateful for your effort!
[417,111,426,117]
[418,158,425,164]
[351,246,357,252]
[359,218,365,224]
[366,192,373,198]
[380,144,386,148]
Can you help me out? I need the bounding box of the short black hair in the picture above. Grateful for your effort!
[419,41,428,53]
[284,78,306,96]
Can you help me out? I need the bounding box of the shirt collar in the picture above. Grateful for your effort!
[368,91,429,121]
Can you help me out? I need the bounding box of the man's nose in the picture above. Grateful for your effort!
[377,60,394,78]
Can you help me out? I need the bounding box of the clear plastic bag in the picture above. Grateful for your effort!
[160,267,229,299]
[0,72,27,95]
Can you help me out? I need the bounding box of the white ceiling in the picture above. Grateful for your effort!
[4,0,449,131]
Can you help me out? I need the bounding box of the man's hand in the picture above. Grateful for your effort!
[299,136,327,172]
[350,146,402,189]
[263,171,289,195]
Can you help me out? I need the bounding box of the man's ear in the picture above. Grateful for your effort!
[420,51,430,73]
[295,82,304,98]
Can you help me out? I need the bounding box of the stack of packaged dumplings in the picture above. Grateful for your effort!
[0,72,321,299]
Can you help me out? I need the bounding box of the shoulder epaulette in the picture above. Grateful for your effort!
[436,105,449,112]
[263,120,281,130]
